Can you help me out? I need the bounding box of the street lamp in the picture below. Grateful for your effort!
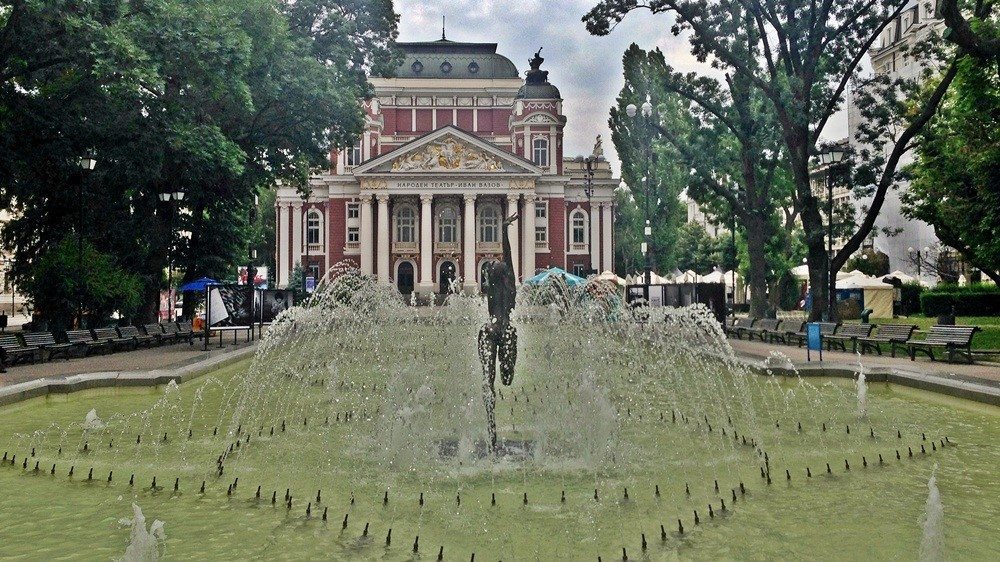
[158,190,185,321]
[76,154,96,328]
[819,146,846,321]
[626,97,656,287]
[583,156,597,276]
[908,246,930,279]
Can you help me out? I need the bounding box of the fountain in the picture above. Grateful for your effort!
[0,262,998,559]
[920,465,945,561]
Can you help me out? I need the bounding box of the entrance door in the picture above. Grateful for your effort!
[397,262,415,295]
[439,261,457,294]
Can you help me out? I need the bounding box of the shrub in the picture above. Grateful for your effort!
[920,284,1000,316]
[899,283,924,316]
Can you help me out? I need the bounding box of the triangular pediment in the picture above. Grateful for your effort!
[353,126,542,176]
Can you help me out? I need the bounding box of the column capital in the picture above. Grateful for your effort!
[505,192,520,203]
[420,193,434,204]
[358,192,374,202]
[523,193,538,203]
[463,193,478,203]
[291,201,303,209]
[375,193,390,204]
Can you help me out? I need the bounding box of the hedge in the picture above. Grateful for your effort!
[920,285,1000,316]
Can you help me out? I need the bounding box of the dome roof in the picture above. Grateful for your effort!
[514,48,561,100]
[394,40,519,80]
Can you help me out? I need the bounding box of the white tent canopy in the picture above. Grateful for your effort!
[595,271,626,286]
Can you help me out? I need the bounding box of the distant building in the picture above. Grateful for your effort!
[847,1,945,283]
[274,38,618,295]
[808,138,856,254]
[683,193,727,238]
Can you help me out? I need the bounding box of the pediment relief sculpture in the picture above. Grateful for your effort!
[391,136,504,172]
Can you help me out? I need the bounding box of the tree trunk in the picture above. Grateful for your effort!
[800,202,829,322]
[744,213,770,318]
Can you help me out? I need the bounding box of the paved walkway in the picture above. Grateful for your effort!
[729,337,1000,387]
[0,340,256,388]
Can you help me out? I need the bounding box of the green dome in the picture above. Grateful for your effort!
[395,40,519,80]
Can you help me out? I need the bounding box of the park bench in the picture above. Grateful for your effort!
[118,325,156,348]
[906,325,981,364]
[725,317,756,339]
[770,321,805,344]
[93,327,136,352]
[0,334,41,367]
[21,331,74,361]
[65,329,110,356]
[176,321,199,343]
[857,324,918,357]
[143,323,170,345]
[159,322,184,345]
[788,322,840,347]
[745,318,781,341]
[825,323,876,353]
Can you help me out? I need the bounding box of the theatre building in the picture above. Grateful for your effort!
[274,38,619,296]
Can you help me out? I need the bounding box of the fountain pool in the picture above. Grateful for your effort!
[0,274,997,560]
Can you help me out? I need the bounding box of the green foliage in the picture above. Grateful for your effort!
[610,45,686,275]
[674,222,732,274]
[900,282,925,316]
[920,284,1000,316]
[0,0,398,321]
[844,249,890,278]
[22,236,142,330]
[904,54,1000,283]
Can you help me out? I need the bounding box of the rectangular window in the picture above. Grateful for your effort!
[534,201,548,244]
[346,202,360,219]
[532,139,549,167]
[306,214,321,245]
[572,213,586,245]
[308,265,321,281]
[572,264,585,277]
[347,140,363,167]
[347,226,360,243]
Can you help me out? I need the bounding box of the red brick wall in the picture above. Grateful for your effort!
[456,109,474,131]
[328,198,347,268]
[416,109,433,132]
[543,197,566,270]
[436,109,453,128]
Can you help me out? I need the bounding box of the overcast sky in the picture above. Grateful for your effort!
[395,0,850,175]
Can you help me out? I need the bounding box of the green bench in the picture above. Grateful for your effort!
[65,329,110,356]
[20,331,74,361]
[906,325,981,364]
[745,318,781,342]
[825,323,876,353]
[725,317,756,339]
[857,324,918,357]
[0,334,41,368]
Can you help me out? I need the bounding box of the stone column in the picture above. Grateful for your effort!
[291,202,303,271]
[601,201,613,273]
[419,194,434,294]
[521,193,537,278]
[376,194,390,284]
[506,194,520,281]
[463,193,477,292]
[589,201,600,274]
[277,203,290,287]
[359,194,374,275]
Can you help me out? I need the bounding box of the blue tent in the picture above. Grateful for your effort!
[524,267,586,287]
[178,277,219,292]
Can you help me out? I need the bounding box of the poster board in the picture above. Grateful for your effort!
[207,284,255,328]
[255,289,294,323]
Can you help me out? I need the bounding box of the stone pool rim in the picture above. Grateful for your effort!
[0,344,996,408]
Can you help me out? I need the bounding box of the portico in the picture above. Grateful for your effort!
[274,38,619,296]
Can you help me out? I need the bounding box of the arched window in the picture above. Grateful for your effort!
[532,138,549,167]
[438,206,458,244]
[395,205,416,243]
[478,204,500,243]
[571,210,587,247]
[306,210,322,245]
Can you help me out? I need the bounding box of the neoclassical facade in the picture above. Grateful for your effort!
[275,39,618,295]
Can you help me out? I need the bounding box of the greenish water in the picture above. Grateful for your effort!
[0,301,998,560]
[0,358,1000,560]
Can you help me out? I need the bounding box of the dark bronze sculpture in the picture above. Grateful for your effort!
[478,213,518,453]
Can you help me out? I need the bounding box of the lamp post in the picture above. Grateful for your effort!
[908,246,930,279]
[301,190,310,294]
[583,156,596,276]
[158,190,185,321]
[76,155,97,328]
[819,147,846,321]
[626,97,655,287]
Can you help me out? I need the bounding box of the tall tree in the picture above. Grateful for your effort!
[610,45,687,276]
[903,52,1000,283]
[610,42,793,317]
[0,0,398,327]
[586,0,960,320]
